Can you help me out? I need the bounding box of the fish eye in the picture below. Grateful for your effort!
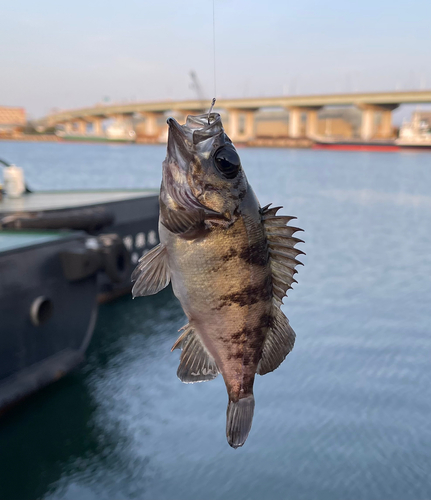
[213,146,241,179]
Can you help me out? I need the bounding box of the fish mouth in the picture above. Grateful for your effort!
[166,117,192,162]
[164,113,225,216]
[166,113,224,156]
[167,117,189,143]
[164,112,235,218]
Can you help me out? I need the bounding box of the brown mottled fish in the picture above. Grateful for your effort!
[132,112,304,448]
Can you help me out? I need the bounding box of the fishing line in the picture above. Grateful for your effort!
[212,0,217,98]
[208,97,216,123]
[208,0,217,124]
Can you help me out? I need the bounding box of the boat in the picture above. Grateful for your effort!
[106,121,136,142]
[0,189,159,301]
[312,136,399,152]
[55,122,136,143]
[0,230,100,412]
[395,114,431,149]
[0,177,159,412]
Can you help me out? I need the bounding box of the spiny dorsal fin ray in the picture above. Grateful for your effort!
[269,249,303,268]
[266,225,304,236]
[257,203,301,374]
[173,324,219,383]
[257,303,296,375]
[262,215,298,225]
[268,242,305,259]
[261,204,304,305]
[266,233,305,245]
[271,260,298,281]
[171,324,190,351]
[260,205,283,217]
[131,243,171,297]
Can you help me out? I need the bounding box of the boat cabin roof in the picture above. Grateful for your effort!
[0,231,73,253]
[0,190,157,213]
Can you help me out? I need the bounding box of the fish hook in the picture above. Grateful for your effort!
[208,98,216,124]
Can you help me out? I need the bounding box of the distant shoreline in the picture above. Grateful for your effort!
[0,135,313,149]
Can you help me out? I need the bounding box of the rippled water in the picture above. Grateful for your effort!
[0,141,430,500]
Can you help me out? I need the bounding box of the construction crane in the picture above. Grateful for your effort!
[189,70,207,109]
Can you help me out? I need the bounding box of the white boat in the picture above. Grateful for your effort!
[106,121,136,142]
[55,121,136,143]
[396,113,431,149]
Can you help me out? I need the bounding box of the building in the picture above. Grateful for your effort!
[253,107,360,139]
[413,111,431,127]
[0,106,26,137]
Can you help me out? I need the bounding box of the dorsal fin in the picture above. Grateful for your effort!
[172,324,219,383]
[261,204,305,305]
[256,204,304,375]
[131,243,171,297]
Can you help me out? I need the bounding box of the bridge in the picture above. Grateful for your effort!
[39,90,431,142]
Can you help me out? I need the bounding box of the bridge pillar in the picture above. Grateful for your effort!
[288,107,322,138]
[360,108,375,141]
[226,109,257,142]
[75,120,87,135]
[244,111,256,141]
[227,109,240,141]
[305,108,322,138]
[359,104,398,140]
[90,117,104,136]
[140,112,162,138]
[288,108,302,138]
[379,110,393,139]
[64,122,73,135]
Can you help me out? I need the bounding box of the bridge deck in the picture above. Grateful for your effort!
[40,90,431,125]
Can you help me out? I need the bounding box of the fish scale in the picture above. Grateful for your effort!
[131,112,304,448]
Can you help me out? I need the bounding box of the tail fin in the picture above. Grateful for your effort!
[226,395,255,449]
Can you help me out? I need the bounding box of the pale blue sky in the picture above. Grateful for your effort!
[1,0,431,117]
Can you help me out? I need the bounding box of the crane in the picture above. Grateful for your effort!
[189,70,207,108]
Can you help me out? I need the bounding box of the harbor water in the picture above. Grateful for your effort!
[0,141,430,500]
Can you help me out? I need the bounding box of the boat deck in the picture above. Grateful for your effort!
[0,190,157,213]
[0,231,75,253]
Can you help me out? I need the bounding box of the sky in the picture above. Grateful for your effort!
[1,0,431,118]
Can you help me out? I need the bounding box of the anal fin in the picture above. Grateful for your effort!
[131,243,170,297]
[173,324,219,383]
[257,303,296,375]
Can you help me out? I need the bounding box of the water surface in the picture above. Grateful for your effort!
[0,141,430,500]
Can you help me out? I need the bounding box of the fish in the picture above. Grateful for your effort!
[131,112,304,448]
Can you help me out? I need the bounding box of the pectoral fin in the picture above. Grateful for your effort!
[172,324,219,383]
[131,243,170,297]
[160,204,204,234]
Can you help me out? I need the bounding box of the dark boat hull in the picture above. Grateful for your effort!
[397,144,431,150]
[0,191,160,411]
[0,191,160,302]
[313,140,399,152]
[0,232,98,412]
